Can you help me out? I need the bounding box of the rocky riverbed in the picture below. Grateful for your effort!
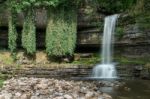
[0,77,113,99]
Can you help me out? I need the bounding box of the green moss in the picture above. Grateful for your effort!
[128,0,150,30]
[0,73,7,88]
[0,73,7,79]
[0,53,14,65]
[73,57,101,65]
[136,15,150,30]
[0,79,4,88]
[72,53,150,65]
[72,53,101,65]
[115,27,124,39]
[114,56,150,65]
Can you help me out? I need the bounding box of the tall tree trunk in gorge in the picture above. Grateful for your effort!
[8,11,17,52]
[46,7,77,57]
[22,8,36,54]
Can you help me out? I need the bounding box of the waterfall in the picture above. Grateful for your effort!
[92,14,119,78]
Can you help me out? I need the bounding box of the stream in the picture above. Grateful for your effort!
[100,80,150,99]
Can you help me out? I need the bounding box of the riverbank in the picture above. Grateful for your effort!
[0,77,113,99]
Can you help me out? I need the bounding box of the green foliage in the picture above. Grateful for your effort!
[73,57,100,65]
[0,51,14,65]
[136,15,150,30]
[95,0,137,13]
[115,27,124,39]
[72,54,150,65]
[6,0,79,13]
[11,52,17,61]
[22,8,36,54]
[64,8,77,55]
[5,0,78,56]
[0,2,7,12]
[129,0,148,16]
[133,0,150,30]
[136,13,150,30]
[46,7,77,56]
[0,79,4,88]
[124,0,150,30]
[0,73,8,88]
[114,56,150,65]
[8,11,17,52]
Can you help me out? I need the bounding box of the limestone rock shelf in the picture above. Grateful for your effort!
[0,64,148,79]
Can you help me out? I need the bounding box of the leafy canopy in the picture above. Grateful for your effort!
[6,0,79,13]
[94,0,137,13]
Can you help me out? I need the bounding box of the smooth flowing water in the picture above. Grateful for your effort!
[92,14,119,78]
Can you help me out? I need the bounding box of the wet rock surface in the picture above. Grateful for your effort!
[0,77,113,99]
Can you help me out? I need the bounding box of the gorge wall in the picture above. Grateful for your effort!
[0,0,150,79]
[0,2,150,57]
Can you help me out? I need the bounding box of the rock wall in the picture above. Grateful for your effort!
[0,64,149,79]
[0,5,150,57]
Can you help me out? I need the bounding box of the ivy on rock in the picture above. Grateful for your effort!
[6,0,74,13]
[46,7,77,56]
[8,10,17,52]
[22,8,36,54]
[5,0,79,56]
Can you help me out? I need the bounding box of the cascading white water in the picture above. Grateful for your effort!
[92,14,119,78]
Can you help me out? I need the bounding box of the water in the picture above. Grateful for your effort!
[100,80,150,99]
[92,14,119,78]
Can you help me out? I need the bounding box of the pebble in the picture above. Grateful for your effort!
[64,94,73,99]
[0,77,113,99]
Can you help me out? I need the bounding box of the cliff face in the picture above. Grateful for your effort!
[77,14,150,56]
[0,3,150,57]
[77,2,150,57]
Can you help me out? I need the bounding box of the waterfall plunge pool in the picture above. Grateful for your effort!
[71,78,150,99]
[105,80,150,99]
